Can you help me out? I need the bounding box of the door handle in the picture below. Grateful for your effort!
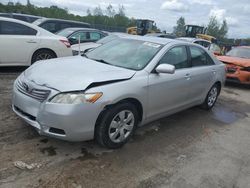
[26,40,37,44]
[185,73,191,80]
[212,69,217,74]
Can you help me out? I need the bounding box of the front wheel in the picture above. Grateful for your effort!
[95,102,139,149]
[201,83,220,110]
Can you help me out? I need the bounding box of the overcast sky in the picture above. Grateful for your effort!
[2,0,250,38]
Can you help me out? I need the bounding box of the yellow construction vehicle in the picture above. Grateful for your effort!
[127,19,159,36]
[185,25,217,43]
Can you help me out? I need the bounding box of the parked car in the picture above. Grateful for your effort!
[56,28,108,45]
[178,37,222,55]
[145,33,176,39]
[0,17,72,66]
[33,18,90,33]
[178,37,211,48]
[12,36,225,148]
[217,46,250,84]
[0,13,42,23]
[71,32,129,55]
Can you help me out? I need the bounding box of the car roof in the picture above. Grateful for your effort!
[0,12,42,18]
[58,27,101,32]
[34,18,90,25]
[178,37,211,43]
[120,35,182,45]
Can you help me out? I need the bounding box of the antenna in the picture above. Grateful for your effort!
[78,35,81,56]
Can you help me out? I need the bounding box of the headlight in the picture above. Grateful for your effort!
[50,92,103,104]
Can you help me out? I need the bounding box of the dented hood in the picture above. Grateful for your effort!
[24,56,136,92]
[217,55,250,67]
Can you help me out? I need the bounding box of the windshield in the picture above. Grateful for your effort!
[226,47,250,59]
[87,38,162,70]
[56,29,74,37]
[96,35,117,44]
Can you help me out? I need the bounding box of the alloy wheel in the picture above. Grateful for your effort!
[207,87,218,107]
[108,110,135,143]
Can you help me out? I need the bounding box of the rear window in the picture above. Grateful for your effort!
[0,21,37,35]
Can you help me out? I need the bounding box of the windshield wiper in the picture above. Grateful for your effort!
[91,58,112,65]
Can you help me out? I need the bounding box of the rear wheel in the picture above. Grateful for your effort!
[31,49,56,64]
[95,102,139,149]
[201,83,220,110]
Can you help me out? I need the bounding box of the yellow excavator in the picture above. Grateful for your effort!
[127,19,159,36]
[185,25,217,43]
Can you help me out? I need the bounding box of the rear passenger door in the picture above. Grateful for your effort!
[0,20,39,65]
[187,46,216,102]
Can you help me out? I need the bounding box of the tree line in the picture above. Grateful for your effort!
[173,16,250,45]
[0,1,136,28]
[1,1,249,45]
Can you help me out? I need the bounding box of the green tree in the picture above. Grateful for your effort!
[207,16,228,40]
[173,17,186,37]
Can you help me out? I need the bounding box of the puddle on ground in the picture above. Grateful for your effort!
[76,148,97,161]
[211,105,246,124]
[39,146,57,156]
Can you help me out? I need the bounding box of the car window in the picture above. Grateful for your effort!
[202,41,210,48]
[209,44,221,53]
[69,32,88,44]
[41,22,57,33]
[0,21,37,35]
[87,38,162,71]
[13,15,28,22]
[190,46,214,66]
[59,22,71,30]
[159,46,189,69]
[89,32,102,40]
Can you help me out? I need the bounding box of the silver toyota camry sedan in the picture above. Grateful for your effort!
[12,35,225,149]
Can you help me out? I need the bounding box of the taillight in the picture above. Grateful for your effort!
[60,39,71,48]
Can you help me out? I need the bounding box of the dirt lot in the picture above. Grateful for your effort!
[0,70,250,188]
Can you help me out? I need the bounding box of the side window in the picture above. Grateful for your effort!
[69,32,88,44]
[190,46,214,67]
[0,21,37,35]
[159,46,189,69]
[89,32,102,41]
[202,41,210,48]
[60,22,71,30]
[13,15,28,22]
[41,22,57,33]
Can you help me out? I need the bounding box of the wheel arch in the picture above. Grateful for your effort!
[31,48,57,64]
[94,97,144,135]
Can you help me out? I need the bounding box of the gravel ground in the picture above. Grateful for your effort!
[0,70,250,188]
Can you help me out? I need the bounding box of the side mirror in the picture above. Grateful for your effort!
[155,64,175,74]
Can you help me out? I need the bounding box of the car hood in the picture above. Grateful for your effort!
[24,56,136,92]
[217,56,250,67]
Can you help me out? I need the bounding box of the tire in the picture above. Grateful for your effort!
[95,102,139,149]
[31,49,56,64]
[201,83,220,110]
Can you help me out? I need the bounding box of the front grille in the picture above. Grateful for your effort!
[227,67,237,74]
[16,80,51,102]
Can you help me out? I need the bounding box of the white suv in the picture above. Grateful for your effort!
[0,17,73,66]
